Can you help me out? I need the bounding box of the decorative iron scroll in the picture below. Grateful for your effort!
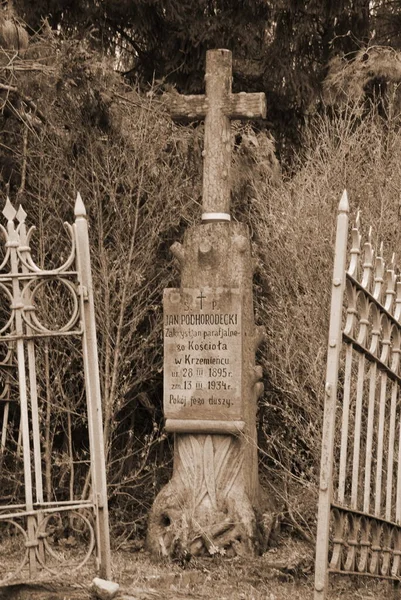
[0,507,96,584]
[329,505,401,578]
[315,191,401,598]
[0,194,110,585]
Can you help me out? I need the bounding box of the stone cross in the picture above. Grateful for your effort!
[169,49,266,221]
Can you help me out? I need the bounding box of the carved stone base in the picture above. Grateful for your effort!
[147,434,258,558]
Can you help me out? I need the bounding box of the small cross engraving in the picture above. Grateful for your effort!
[197,291,206,310]
[167,49,266,220]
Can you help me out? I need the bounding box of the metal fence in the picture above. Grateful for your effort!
[315,190,401,597]
[0,194,110,584]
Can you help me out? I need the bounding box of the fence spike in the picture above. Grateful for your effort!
[16,205,27,224]
[338,189,349,213]
[3,197,17,221]
[373,252,385,301]
[385,264,397,313]
[348,207,361,279]
[395,279,401,323]
[74,192,86,217]
[361,232,374,290]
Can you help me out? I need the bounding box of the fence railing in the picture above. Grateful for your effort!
[315,190,401,598]
[0,194,110,584]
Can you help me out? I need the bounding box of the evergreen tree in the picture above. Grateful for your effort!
[9,1,390,155]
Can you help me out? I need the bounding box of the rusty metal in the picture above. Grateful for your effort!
[0,194,110,585]
[315,190,401,597]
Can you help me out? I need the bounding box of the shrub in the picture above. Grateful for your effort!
[3,28,401,544]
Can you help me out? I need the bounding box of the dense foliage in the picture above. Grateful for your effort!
[3,2,401,545]
[8,0,390,157]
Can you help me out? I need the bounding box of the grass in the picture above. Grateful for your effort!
[0,536,399,599]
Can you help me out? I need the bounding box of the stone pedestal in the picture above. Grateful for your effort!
[147,222,264,558]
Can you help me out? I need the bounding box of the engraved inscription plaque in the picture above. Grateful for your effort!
[164,287,242,421]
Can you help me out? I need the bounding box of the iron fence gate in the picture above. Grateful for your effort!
[315,190,401,597]
[0,193,110,584]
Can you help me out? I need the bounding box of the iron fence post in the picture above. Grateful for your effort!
[314,191,349,599]
[74,192,111,579]
[5,200,38,576]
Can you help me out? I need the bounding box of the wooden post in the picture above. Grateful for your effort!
[74,193,111,579]
[169,49,266,220]
[147,50,267,558]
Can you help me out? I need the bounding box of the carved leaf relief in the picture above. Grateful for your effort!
[204,435,217,509]
[176,434,243,510]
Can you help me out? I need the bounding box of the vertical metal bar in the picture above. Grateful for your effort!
[5,203,37,576]
[395,282,401,525]
[386,379,397,520]
[375,318,391,518]
[363,362,377,513]
[386,270,400,523]
[1,400,9,450]
[338,226,373,508]
[0,398,8,480]
[350,287,370,511]
[375,371,387,517]
[18,210,44,504]
[363,307,380,514]
[17,209,46,567]
[16,412,22,458]
[0,350,13,453]
[44,340,52,502]
[314,190,349,600]
[74,192,111,579]
[26,344,43,503]
[351,351,366,510]
[359,231,376,515]
[359,355,377,572]
[337,276,359,505]
[337,343,352,503]
[396,390,401,524]
[368,251,387,519]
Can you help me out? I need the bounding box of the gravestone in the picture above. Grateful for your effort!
[147,49,266,558]
[163,287,243,431]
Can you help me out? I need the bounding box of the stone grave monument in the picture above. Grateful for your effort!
[147,49,266,558]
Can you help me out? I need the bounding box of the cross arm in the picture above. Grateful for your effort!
[166,91,266,122]
[227,92,266,120]
[167,94,207,121]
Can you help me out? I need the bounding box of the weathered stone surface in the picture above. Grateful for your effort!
[166,49,266,217]
[164,287,243,423]
[148,49,266,559]
[91,577,119,600]
[147,223,264,558]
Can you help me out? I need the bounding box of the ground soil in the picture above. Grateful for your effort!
[0,537,398,600]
